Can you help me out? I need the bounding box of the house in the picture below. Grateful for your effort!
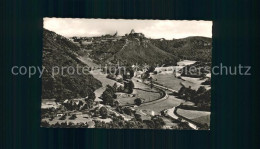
[57,113,64,117]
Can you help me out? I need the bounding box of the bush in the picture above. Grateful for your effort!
[151,116,166,129]
[124,81,134,94]
[123,107,134,116]
[177,86,211,110]
[134,98,143,106]
[117,78,123,83]
[101,85,117,106]
[178,86,196,101]
[117,85,124,92]
[201,78,211,85]
[99,107,108,119]
[41,121,50,127]
[69,114,77,120]
[196,86,207,94]
[143,120,155,129]
[177,122,192,130]
[59,115,66,120]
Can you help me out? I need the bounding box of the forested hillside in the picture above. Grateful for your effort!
[151,37,212,62]
[42,29,102,100]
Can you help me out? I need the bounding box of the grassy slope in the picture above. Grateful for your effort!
[192,115,211,125]
[177,109,210,119]
[115,40,179,65]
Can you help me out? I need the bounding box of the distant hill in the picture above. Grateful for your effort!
[42,29,102,100]
[151,36,212,62]
[76,31,180,66]
[113,39,179,66]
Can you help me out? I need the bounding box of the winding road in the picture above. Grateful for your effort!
[78,56,201,129]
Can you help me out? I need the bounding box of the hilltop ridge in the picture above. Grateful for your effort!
[70,30,212,65]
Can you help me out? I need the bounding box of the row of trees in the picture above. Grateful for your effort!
[41,121,89,128]
[101,85,118,106]
[94,112,166,129]
[42,113,167,129]
[178,86,211,110]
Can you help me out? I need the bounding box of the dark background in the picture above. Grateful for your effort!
[0,0,259,149]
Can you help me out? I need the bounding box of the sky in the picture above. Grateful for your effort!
[44,18,212,39]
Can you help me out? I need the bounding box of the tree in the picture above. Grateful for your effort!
[102,93,114,105]
[178,86,186,97]
[124,81,134,94]
[41,121,50,127]
[123,67,134,80]
[177,122,191,130]
[113,83,118,91]
[194,89,211,109]
[199,123,209,130]
[69,114,77,120]
[196,86,207,94]
[101,85,117,106]
[151,116,165,129]
[106,85,116,94]
[114,101,119,107]
[99,107,108,119]
[59,115,66,120]
[88,91,96,101]
[123,107,134,116]
[117,85,124,92]
[134,113,142,122]
[134,98,143,106]
[178,86,196,101]
[147,66,155,73]
[117,78,123,83]
[150,79,154,89]
[141,72,150,81]
[143,120,155,129]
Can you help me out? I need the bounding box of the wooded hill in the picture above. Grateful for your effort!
[73,31,212,66]
[42,29,102,100]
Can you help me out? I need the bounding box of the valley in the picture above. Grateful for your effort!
[41,28,211,130]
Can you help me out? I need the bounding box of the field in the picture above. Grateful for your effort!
[117,80,162,106]
[176,109,210,123]
[177,60,196,66]
[192,115,211,125]
[116,89,161,106]
[180,77,210,90]
[136,95,186,115]
[151,74,195,90]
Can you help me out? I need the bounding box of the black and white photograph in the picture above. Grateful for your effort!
[41,18,212,130]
